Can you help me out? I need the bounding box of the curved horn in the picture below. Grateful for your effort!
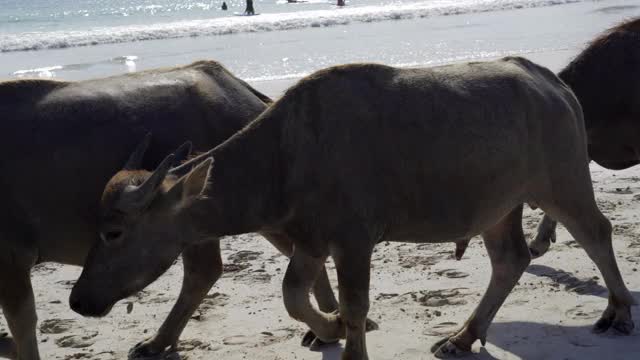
[127,153,175,208]
[169,151,212,178]
[124,133,152,170]
[172,141,193,167]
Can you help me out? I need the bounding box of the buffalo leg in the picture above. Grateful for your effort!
[263,232,340,313]
[543,198,634,334]
[538,150,635,334]
[129,239,222,358]
[0,268,39,360]
[332,236,374,360]
[300,269,341,347]
[301,264,379,348]
[432,205,530,358]
[263,232,377,347]
[282,250,345,343]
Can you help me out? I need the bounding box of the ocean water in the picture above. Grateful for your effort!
[0,0,597,52]
[1,0,639,91]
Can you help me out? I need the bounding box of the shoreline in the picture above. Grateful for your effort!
[249,47,580,98]
[2,0,637,90]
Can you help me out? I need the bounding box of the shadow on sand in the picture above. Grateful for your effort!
[157,263,639,360]
[465,263,640,360]
[306,263,640,360]
[312,342,344,360]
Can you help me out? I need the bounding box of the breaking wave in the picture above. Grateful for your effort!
[0,0,585,52]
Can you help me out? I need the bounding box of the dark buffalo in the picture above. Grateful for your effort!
[528,17,640,257]
[0,60,321,360]
[71,57,633,360]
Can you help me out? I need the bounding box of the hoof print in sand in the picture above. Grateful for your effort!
[40,319,75,334]
[228,250,263,262]
[192,292,230,320]
[413,288,469,307]
[33,263,59,275]
[222,335,248,346]
[223,328,295,347]
[540,270,607,295]
[435,269,469,279]
[256,328,296,347]
[223,251,264,276]
[399,254,443,269]
[375,293,400,300]
[565,305,602,320]
[63,353,92,359]
[177,339,213,352]
[223,263,250,273]
[245,269,273,283]
[55,331,98,348]
[563,240,583,249]
[55,280,77,289]
[64,351,114,360]
[424,322,459,336]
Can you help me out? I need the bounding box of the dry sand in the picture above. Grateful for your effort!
[2,162,640,360]
[3,2,640,359]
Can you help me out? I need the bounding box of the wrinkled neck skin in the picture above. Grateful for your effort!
[179,117,284,239]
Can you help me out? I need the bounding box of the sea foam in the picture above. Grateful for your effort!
[0,0,583,52]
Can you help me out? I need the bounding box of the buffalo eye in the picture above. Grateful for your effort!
[101,230,123,244]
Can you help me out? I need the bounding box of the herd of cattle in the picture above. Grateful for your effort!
[0,17,638,360]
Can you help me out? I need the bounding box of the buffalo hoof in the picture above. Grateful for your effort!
[611,320,635,335]
[613,319,635,335]
[528,239,550,259]
[430,337,449,353]
[301,318,379,348]
[128,338,175,359]
[593,316,634,335]
[310,336,340,350]
[301,330,316,347]
[301,330,339,348]
[593,316,613,334]
[0,334,17,360]
[433,339,471,358]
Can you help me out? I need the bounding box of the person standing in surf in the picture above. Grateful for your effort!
[244,0,255,15]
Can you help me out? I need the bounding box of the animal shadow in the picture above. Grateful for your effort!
[526,264,608,296]
[465,263,640,360]
[311,341,344,360]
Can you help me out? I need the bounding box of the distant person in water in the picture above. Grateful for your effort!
[337,0,345,6]
[221,1,228,10]
[244,0,255,15]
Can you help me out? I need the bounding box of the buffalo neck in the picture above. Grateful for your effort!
[183,110,284,238]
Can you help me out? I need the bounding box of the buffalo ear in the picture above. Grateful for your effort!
[166,157,214,208]
[182,157,214,199]
[124,133,152,170]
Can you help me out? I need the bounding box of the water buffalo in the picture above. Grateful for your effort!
[526,17,640,257]
[70,57,634,359]
[0,60,342,360]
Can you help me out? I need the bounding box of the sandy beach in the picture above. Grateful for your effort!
[2,0,640,359]
[6,163,639,360]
